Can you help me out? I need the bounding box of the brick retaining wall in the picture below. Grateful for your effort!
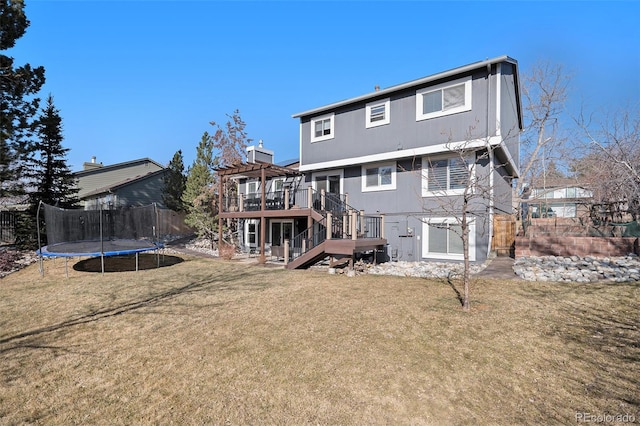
[515,235,639,257]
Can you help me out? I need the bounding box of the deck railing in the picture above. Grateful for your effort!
[221,188,313,213]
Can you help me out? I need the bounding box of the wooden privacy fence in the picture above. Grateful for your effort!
[492,214,515,257]
[156,209,194,237]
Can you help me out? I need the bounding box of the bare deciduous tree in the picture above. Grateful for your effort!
[418,132,513,311]
[573,108,640,220]
[518,61,570,194]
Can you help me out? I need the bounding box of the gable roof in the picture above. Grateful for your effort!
[75,158,164,176]
[292,55,522,129]
[80,169,167,199]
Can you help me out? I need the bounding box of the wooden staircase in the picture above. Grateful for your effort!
[284,193,387,270]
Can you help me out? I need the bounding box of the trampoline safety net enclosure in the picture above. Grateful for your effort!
[37,202,164,258]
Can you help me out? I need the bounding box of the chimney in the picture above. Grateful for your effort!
[247,140,274,164]
[375,85,380,92]
[83,155,104,170]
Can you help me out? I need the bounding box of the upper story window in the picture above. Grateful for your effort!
[247,181,258,197]
[421,156,471,197]
[365,98,390,128]
[416,77,472,121]
[271,179,283,193]
[362,162,397,192]
[311,113,334,143]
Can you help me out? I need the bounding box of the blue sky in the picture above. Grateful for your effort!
[7,0,640,172]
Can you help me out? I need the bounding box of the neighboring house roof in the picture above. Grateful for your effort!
[276,158,300,168]
[292,55,523,130]
[75,157,164,176]
[79,169,167,199]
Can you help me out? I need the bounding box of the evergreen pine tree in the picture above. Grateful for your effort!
[16,94,78,249]
[162,149,186,211]
[29,94,79,207]
[182,132,218,248]
[0,0,46,198]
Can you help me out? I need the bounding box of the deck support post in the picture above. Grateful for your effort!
[351,211,358,240]
[284,239,290,265]
[259,167,266,264]
[326,212,333,240]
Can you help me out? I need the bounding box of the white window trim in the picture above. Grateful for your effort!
[271,178,283,193]
[310,113,335,143]
[365,98,390,128]
[422,217,476,261]
[421,155,475,197]
[361,161,397,193]
[311,170,344,194]
[416,77,472,121]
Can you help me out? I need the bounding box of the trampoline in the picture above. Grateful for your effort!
[37,202,164,275]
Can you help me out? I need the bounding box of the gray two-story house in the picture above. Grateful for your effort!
[218,55,522,268]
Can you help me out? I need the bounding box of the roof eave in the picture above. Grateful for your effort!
[292,55,518,119]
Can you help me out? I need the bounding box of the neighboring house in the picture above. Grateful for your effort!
[528,180,593,218]
[75,157,167,209]
[218,55,522,268]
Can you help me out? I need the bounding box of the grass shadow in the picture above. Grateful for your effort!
[0,265,274,352]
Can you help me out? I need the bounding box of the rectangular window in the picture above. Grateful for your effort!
[247,181,258,197]
[422,157,470,195]
[422,218,475,261]
[365,98,390,128]
[362,162,396,192]
[416,77,472,121]
[310,114,335,142]
[272,179,283,192]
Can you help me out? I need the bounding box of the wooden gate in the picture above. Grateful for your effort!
[492,214,515,257]
[0,211,18,243]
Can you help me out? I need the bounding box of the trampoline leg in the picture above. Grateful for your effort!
[136,252,139,272]
[39,255,43,277]
[101,254,104,276]
[65,257,68,279]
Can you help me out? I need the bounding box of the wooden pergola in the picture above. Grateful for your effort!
[215,161,302,264]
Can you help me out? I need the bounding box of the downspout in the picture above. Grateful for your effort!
[486,63,494,257]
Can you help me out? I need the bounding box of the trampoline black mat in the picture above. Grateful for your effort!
[37,239,163,257]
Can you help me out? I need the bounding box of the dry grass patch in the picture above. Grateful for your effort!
[0,255,638,424]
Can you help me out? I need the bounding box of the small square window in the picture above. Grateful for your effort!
[310,114,334,142]
[365,98,390,128]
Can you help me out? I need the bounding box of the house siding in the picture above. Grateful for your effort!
[499,62,520,169]
[111,172,167,207]
[300,68,499,168]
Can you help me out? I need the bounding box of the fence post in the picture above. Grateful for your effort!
[380,214,385,239]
